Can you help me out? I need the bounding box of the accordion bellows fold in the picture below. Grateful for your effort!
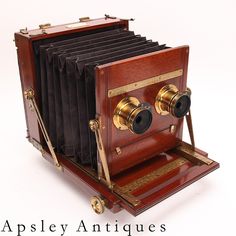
[35,27,167,169]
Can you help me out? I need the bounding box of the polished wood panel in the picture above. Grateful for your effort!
[16,17,128,40]
[42,142,219,216]
[15,34,41,142]
[96,46,189,176]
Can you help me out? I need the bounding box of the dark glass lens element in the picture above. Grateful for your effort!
[132,109,152,134]
[173,95,191,118]
[155,84,191,118]
[113,97,152,134]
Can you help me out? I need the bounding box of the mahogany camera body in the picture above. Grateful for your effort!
[15,17,219,215]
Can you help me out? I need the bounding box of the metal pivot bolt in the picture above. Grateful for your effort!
[24,89,34,99]
[170,124,176,134]
[90,196,105,214]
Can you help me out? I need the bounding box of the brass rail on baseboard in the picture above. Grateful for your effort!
[175,144,214,165]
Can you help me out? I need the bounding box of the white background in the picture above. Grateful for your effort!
[0,0,235,235]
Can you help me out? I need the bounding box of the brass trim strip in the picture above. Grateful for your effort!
[118,157,188,194]
[113,186,141,207]
[176,144,214,165]
[108,69,183,98]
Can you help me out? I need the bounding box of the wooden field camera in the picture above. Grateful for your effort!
[15,16,219,216]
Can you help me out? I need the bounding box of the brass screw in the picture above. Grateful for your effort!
[115,147,122,155]
[24,89,34,100]
[187,87,192,96]
[89,119,99,132]
[170,125,176,134]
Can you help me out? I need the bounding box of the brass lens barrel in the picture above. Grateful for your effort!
[113,97,152,134]
[155,85,191,118]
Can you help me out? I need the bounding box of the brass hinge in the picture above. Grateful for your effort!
[104,14,117,20]
[79,17,90,22]
[24,89,63,171]
[20,28,28,34]
[89,119,112,189]
[39,23,51,29]
[104,14,135,21]
[30,138,43,152]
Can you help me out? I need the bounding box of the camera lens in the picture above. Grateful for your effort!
[131,108,152,134]
[155,84,191,118]
[113,97,152,134]
[173,94,191,118]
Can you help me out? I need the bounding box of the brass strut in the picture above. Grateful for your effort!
[185,87,195,148]
[24,89,63,171]
[185,109,195,148]
[89,119,112,189]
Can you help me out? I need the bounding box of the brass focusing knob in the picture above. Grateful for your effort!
[90,196,105,214]
[113,97,152,134]
[155,85,191,118]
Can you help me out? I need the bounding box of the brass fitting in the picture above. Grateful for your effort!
[90,196,106,214]
[155,84,191,118]
[113,97,152,134]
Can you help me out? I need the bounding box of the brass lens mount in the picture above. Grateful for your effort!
[113,97,152,134]
[155,84,191,118]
